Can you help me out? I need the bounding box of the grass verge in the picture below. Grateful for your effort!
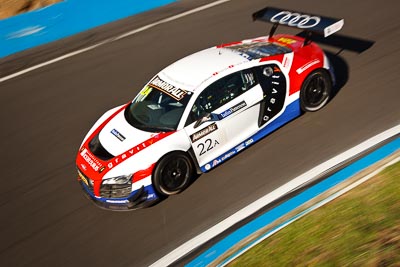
[229,161,400,266]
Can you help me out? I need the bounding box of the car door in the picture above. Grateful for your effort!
[184,68,263,169]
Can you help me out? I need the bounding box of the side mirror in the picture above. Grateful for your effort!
[194,114,211,128]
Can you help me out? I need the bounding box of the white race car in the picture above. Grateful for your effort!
[76,7,343,210]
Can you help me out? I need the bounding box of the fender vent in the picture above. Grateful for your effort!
[89,134,114,161]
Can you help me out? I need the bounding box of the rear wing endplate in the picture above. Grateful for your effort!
[252,7,344,40]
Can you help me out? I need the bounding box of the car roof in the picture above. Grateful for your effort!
[158,38,293,92]
[159,47,249,92]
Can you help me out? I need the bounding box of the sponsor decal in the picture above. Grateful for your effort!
[204,138,254,171]
[258,64,286,127]
[147,193,156,200]
[245,138,254,146]
[80,163,87,171]
[270,11,321,29]
[212,159,221,167]
[190,123,218,142]
[296,59,321,74]
[78,171,89,186]
[140,86,152,97]
[235,138,254,153]
[277,37,297,45]
[324,20,344,37]
[235,143,246,152]
[106,199,129,204]
[80,148,103,172]
[111,128,126,142]
[107,131,174,170]
[149,76,187,101]
[221,151,236,161]
[283,54,291,68]
[107,142,145,169]
[219,101,247,119]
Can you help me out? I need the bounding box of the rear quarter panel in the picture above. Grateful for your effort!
[271,34,326,94]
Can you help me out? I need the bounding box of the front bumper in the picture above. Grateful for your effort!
[78,176,159,211]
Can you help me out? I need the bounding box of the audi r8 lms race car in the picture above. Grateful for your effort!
[76,7,344,210]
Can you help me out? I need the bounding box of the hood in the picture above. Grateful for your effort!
[77,104,174,178]
[98,110,155,156]
[76,104,175,197]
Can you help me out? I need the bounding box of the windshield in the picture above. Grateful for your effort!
[125,77,192,132]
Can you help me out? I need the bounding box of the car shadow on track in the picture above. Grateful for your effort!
[326,50,349,98]
[297,31,375,54]
[297,31,375,98]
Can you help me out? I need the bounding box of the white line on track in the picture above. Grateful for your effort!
[0,0,232,83]
[150,124,400,267]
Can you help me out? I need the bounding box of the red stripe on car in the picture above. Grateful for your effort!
[76,105,175,196]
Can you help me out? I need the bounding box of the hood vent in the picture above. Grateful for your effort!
[88,134,114,161]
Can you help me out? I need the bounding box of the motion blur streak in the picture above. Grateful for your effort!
[0,0,231,83]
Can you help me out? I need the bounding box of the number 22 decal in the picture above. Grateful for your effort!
[197,138,220,156]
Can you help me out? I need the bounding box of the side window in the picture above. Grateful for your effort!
[186,69,257,125]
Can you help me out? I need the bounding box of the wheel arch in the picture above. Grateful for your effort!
[302,67,333,88]
[316,67,333,83]
[151,149,196,196]
[299,67,333,112]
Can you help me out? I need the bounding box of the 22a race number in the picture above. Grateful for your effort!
[197,138,220,156]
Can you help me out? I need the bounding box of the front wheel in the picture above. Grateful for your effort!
[152,152,194,196]
[300,69,332,112]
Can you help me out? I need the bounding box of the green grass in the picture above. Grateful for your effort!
[229,162,400,267]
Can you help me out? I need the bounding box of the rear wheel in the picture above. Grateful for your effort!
[153,152,194,196]
[300,69,332,112]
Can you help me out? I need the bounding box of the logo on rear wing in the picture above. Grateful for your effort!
[253,7,344,37]
[271,11,321,29]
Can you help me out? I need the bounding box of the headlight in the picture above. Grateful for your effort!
[102,174,132,185]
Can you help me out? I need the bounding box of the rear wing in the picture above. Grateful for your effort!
[252,7,344,42]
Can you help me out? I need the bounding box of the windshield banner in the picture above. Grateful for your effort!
[149,76,188,101]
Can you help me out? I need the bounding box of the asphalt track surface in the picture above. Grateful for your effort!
[0,0,399,266]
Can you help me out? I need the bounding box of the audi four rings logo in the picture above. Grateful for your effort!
[270,11,321,28]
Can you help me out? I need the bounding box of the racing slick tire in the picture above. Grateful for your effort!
[300,69,332,112]
[153,152,194,196]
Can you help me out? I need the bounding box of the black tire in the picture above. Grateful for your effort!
[152,152,194,196]
[300,69,332,112]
